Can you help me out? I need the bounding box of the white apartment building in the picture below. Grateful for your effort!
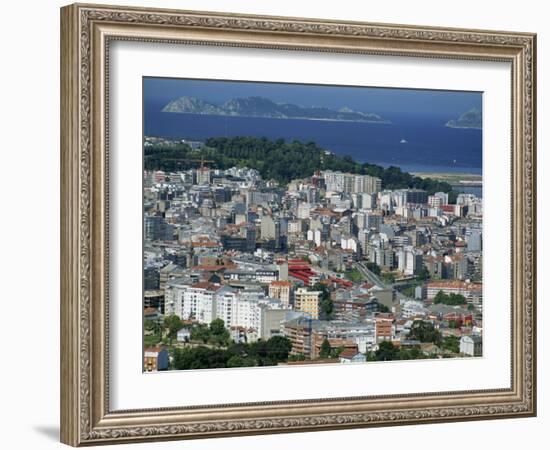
[401,300,427,318]
[164,280,220,323]
[434,191,449,205]
[296,202,312,219]
[166,280,286,338]
[341,236,359,253]
[288,220,304,234]
[215,287,287,336]
[307,229,323,247]
[322,170,381,195]
[353,192,377,210]
[396,247,423,276]
[428,195,443,208]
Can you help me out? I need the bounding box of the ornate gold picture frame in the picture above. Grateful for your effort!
[60,3,536,446]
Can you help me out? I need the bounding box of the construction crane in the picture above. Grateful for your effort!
[162,155,215,169]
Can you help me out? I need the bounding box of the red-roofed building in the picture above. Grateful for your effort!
[339,348,366,363]
[375,315,395,342]
[191,241,222,250]
[427,281,482,305]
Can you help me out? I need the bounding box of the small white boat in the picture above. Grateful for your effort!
[400,138,408,144]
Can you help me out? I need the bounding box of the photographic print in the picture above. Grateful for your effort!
[142,78,483,372]
[60,5,536,444]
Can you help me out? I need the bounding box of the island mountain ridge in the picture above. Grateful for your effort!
[445,108,482,129]
[162,95,390,123]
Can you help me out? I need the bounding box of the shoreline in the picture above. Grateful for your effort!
[162,111,392,125]
[410,171,482,185]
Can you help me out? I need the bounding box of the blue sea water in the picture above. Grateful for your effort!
[144,100,482,175]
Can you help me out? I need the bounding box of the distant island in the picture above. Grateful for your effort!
[445,108,482,129]
[162,96,390,123]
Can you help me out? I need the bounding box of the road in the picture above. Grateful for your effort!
[355,262,414,303]
[355,261,385,288]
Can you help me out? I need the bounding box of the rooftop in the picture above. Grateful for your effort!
[427,280,482,290]
[339,348,361,359]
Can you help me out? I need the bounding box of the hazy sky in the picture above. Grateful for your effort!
[143,77,482,117]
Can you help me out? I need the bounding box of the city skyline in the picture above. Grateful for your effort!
[142,80,483,372]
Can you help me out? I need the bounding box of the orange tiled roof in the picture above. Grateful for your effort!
[428,280,482,290]
[191,281,221,291]
[339,348,360,359]
[270,280,292,287]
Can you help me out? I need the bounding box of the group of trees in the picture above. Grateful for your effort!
[190,318,231,347]
[366,261,430,287]
[171,335,293,370]
[368,331,461,362]
[365,262,381,275]
[380,272,396,284]
[144,314,183,347]
[369,341,430,361]
[319,339,345,359]
[441,335,460,353]
[405,320,461,353]
[312,282,334,320]
[433,290,468,306]
[144,136,456,197]
[345,267,363,283]
[408,320,442,345]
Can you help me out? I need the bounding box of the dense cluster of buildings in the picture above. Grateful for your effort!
[143,145,483,369]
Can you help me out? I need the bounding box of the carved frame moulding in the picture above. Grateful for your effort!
[60,3,536,446]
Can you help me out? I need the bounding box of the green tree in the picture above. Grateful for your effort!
[227,355,256,368]
[248,340,273,366]
[265,336,293,362]
[319,339,332,359]
[164,314,182,345]
[330,346,345,358]
[366,262,381,275]
[434,290,448,304]
[144,319,155,331]
[448,293,467,305]
[172,335,291,370]
[320,297,334,320]
[145,136,456,196]
[191,323,210,344]
[374,341,399,361]
[209,318,226,336]
[397,346,425,360]
[209,318,231,347]
[400,285,417,298]
[416,266,430,281]
[408,320,441,345]
[433,290,467,306]
[345,268,363,283]
[144,333,162,347]
[313,283,334,320]
[288,353,306,362]
[380,272,396,284]
[441,336,460,353]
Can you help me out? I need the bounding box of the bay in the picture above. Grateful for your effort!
[144,100,482,175]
